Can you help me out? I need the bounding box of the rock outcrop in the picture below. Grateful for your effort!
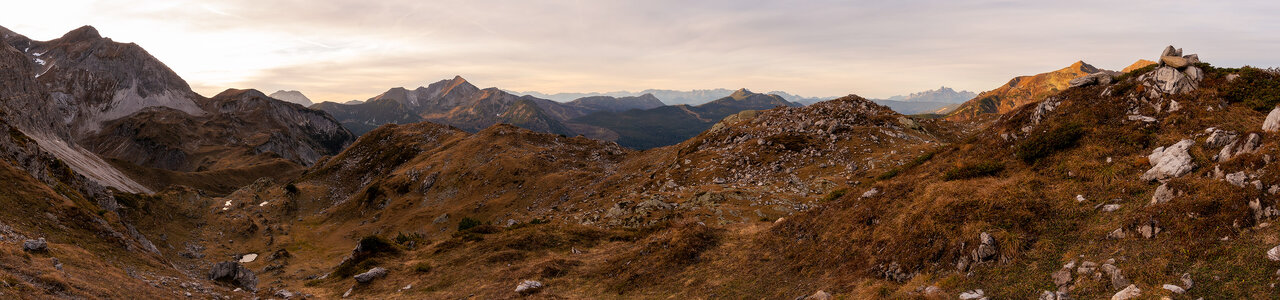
[1141,139,1196,181]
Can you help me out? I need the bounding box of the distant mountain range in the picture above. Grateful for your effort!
[571,88,801,149]
[512,88,830,106]
[868,86,975,115]
[313,81,799,149]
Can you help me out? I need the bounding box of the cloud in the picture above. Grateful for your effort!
[3,0,1279,101]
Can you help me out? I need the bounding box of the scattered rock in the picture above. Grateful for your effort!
[1137,220,1161,239]
[1107,228,1127,239]
[208,262,257,291]
[1102,264,1130,290]
[239,253,258,263]
[1112,284,1141,300]
[1039,290,1069,300]
[974,232,999,262]
[274,289,294,299]
[1141,139,1196,181]
[1076,194,1086,202]
[1181,273,1193,289]
[1102,204,1121,212]
[1052,269,1072,286]
[1076,261,1097,274]
[1268,245,1280,261]
[860,188,880,198]
[1162,284,1185,294]
[958,289,985,300]
[22,238,47,252]
[353,267,388,284]
[1151,183,1176,204]
[515,280,544,294]
[342,288,352,298]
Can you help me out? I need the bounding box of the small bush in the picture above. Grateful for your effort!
[820,189,848,202]
[1015,123,1085,163]
[333,235,400,277]
[878,149,940,180]
[765,134,811,151]
[457,217,483,231]
[393,232,426,248]
[413,262,432,273]
[529,218,550,225]
[943,161,1005,181]
[1222,67,1280,111]
[284,183,299,195]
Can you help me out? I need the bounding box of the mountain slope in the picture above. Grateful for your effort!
[0,25,354,193]
[947,61,1102,121]
[565,94,665,112]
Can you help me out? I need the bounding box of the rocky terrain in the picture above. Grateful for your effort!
[0,25,354,194]
[4,25,1280,300]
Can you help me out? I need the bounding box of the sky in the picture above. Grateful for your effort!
[3,0,1279,102]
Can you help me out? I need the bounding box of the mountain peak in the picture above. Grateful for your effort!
[730,88,754,99]
[451,75,468,83]
[59,25,102,42]
[269,90,314,106]
[214,88,267,100]
[1065,60,1099,73]
[1122,59,1158,73]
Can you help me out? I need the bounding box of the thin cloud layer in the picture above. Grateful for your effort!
[4,0,1278,102]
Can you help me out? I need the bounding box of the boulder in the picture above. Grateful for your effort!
[1161,56,1189,69]
[1185,66,1204,82]
[1111,284,1141,300]
[1184,54,1200,64]
[22,238,47,252]
[1039,290,1069,300]
[1143,66,1197,94]
[958,289,985,300]
[974,232,999,262]
[1069,72,1116,88]
[1264,106,1280,132]
[1151,183,1176,204]
[1162,284,1185,294]
[275,289,294,299]
[1141,140,1196,181]
[1204,128,1237,148]
[1181,273,1194,289]
[1102,204,1122,212]
[354,267,388,283]
[1161,45,1181,57]
[208,262,257,291]
[515,280,544,294]
[1268,245,1280,261]
[1137,220,1161,239]
[1218,133,1261,162]
[1101,264,1130,290]
[1076,261,1097,274]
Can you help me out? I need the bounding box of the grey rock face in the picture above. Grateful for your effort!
[354,267,388,283]
[1141,139,1196,181]
[22,238,47,252]
[208,261,257,291]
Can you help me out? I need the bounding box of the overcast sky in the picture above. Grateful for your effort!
[4,0,1279,102]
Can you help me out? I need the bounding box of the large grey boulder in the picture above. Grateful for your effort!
[1264,106,1280,132]
[1141,140,1196,181]
[22,238,47,252]
[208,261,257,291]
[1069,72,1117,88]
[354,267,388,283]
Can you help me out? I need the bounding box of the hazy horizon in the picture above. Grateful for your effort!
[4,0,1278,103]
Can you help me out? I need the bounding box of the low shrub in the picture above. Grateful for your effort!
[457,217,483,231]
[943,161,1005,181]
[1221,67,1280,111]
[820,189,848,202]
[1015,123,1085,163]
